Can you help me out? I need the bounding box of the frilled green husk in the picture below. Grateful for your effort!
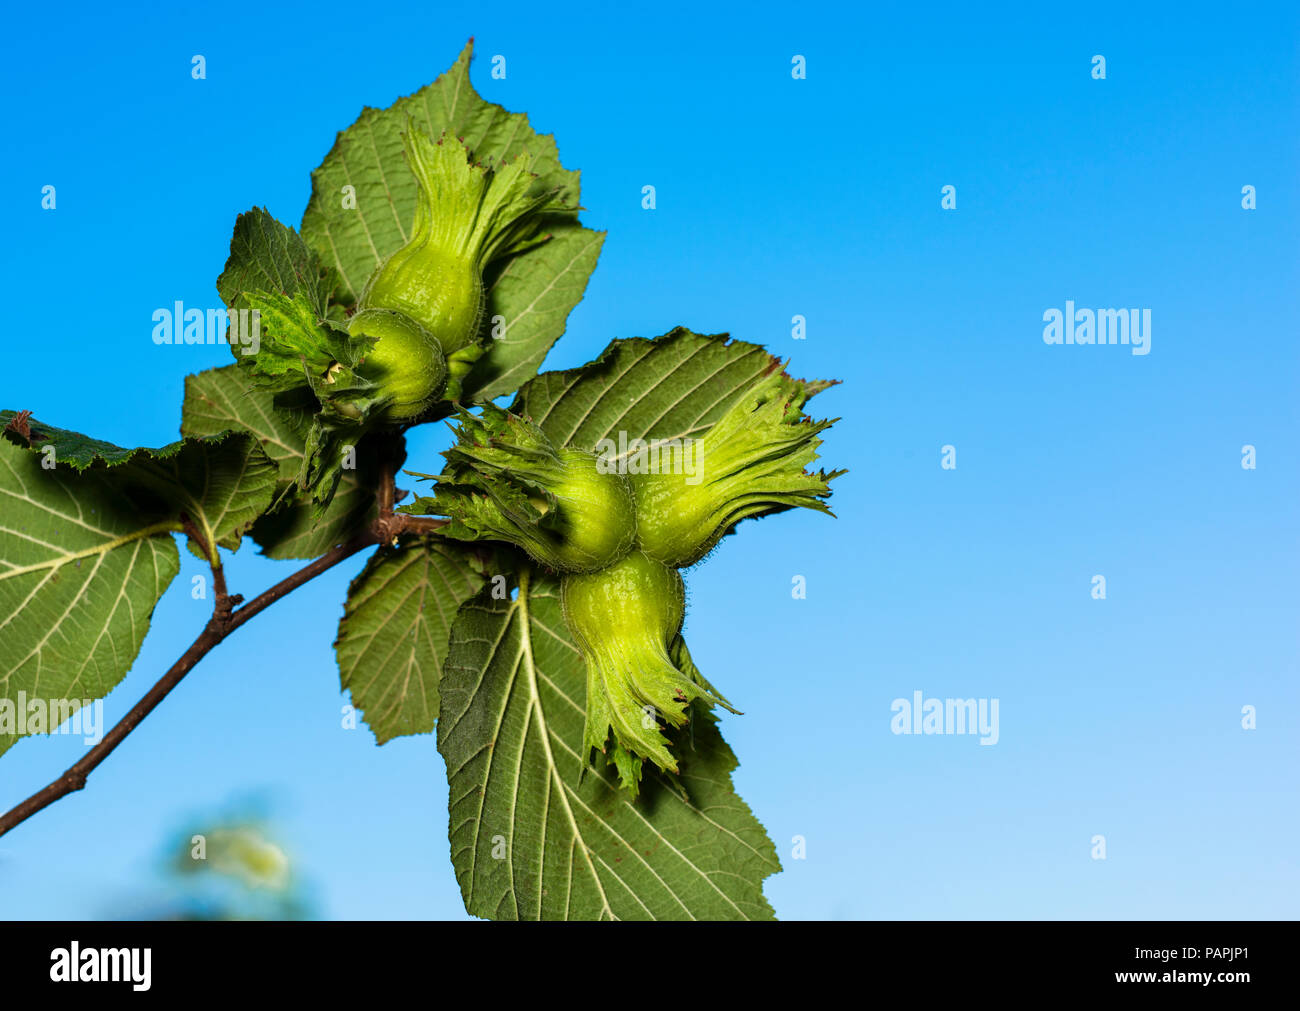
[351,127,570,402]
[631,366,842,567]
[561,551,734,794]
[221,289,395,507]
[404,404,636,573]
[233,290,380,407]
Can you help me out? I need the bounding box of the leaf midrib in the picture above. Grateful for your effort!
[514,569,617,921]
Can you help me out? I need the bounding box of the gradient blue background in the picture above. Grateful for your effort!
[1,0,1296,919]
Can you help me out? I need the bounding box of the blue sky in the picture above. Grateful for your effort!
[1,0,1296,919]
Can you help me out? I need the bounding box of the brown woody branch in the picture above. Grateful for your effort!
[0,465,447,840]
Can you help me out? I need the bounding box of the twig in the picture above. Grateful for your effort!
[0,452,456,839]
[0,532,377,840]
[400,515,449,535]
[372,456,447,541]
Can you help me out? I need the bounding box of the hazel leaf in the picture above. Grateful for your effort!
[0,438,179,759]
[511,326,836,451]
[438,570,781,920]
[0,418,277,758]
[0,412,278,557]
[217,207,330,319]
[334,536,492,743]
[299,39,604,405]
[181,366,383,559]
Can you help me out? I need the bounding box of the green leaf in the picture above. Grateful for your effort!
[472,227,605,401]
[335,537,491,744]
[170,433,279,554]
[0,436,183,758]
[299,39,603,403]
[438,570,781,920]
[217,207,329,318]
[510,326,833,453]
[216,210,388,461]
[181,366,381,559]
[1,413,277,559]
